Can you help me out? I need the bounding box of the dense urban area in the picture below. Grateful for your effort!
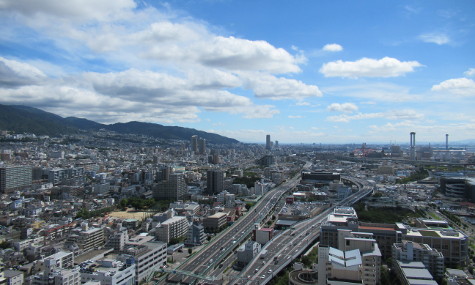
[0,130,474,285]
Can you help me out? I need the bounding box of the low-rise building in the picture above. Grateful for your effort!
[79,258,135,285]
[3,270,23,285]
[236,241,261,269]
[254,228,273,245]
[393,261,437,285]
[402,227,468,267]
[66,227,105,254]
[185,221,206,247]
[203,212,227,233]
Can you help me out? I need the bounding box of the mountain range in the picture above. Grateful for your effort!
[0,104,239,144]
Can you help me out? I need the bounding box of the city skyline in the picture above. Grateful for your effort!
[0,0,474,144]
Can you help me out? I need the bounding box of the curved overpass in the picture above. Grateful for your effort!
[233,176,373,285]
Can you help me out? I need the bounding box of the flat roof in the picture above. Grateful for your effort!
[208,212,227,218]
[162,216,187,224]
[275,220,297,226]
[406,229,465,239]
[402,268,433,280]
[407,279,438,285]
[358,225,395,232]
[398,261,426,269]
[327,215,350,223]
[258,228,273,232]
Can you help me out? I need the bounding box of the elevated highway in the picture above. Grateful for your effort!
[232,176,373,285]
[159,163,310,284]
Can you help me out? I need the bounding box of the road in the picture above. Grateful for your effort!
[159,163,310,284]
[231,176,373,285]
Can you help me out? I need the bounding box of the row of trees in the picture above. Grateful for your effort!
[118,197,156,210]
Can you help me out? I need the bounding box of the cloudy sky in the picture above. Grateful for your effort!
[0,0,474,144]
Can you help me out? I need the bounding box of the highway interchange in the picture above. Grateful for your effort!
[159,163,373,285]
[232,176,373,285]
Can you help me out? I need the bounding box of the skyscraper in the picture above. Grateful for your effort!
[266,134,271,150]
[198,138,206,155]
[191,135,198,154]
[153,173,188,200]
[206,170,224,195]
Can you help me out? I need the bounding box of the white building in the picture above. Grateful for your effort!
[121,241,167,284]
[156,216,189,243]
[318,230,381,285]
[80,259,135,285]
[31,259,81,285]
[236,241,261,269]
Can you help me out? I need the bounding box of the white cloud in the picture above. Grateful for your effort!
[418,33,450,45]
[385,109,424,120]
[403,5,420,15]
[431,78,475,96]
[327,102,358,113]
[326,109,422,123]
[0,3,319,123]
[320,57,422,78]
[0,56,46,87]
[322,43,343,52]
[464,68,475,77]
[288,115,303,119]
[199,37,302,73]
[0,62,281,123]
[1,1,305,75]
[241,72,322,100]
[0,0,136,23]
[327,112,383,123]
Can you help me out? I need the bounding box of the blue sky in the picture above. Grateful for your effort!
[0,0,474,144]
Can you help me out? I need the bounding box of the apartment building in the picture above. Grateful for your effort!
[0,165,32,193]
[122,241,167,284]
[392,241,444,281]
[66,227,105,254]
[156,216,189,243]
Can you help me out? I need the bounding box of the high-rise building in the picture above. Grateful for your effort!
[265,135,271,150]
[0,165,33,193]
[206,170,224,195]
[191,135,198,153]
[153,173,188,201]
[198,138,206,155]
[157,166,172,182]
